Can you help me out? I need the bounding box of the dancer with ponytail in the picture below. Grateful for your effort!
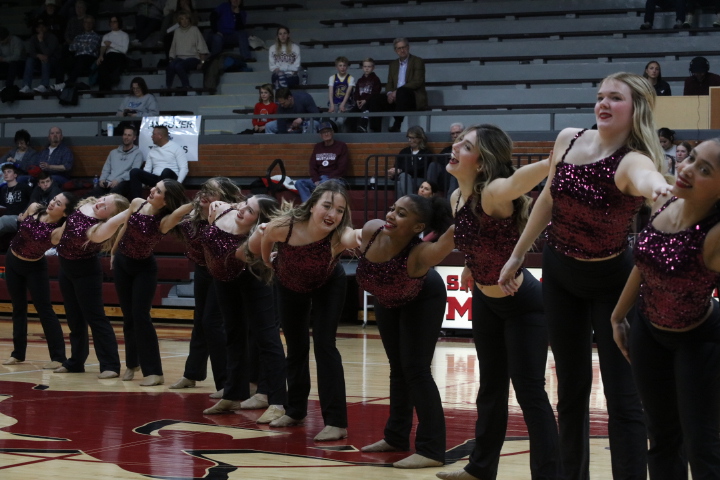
[356,194,454,469]
[3,193,77,368]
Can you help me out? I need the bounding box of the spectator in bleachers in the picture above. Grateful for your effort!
[347,57,382,133]
[252,83,277,133]
[684,0,720,27]
[683,56,720,95]
[438,123,464,198]
[264,87,320,134]
[89,126,144,197]
[326,56,355,132]
[268,26,300,89]
[161,0,199,59]
[643,60,671,96]
[166,11,209,91]
[294,122,350,202]
[388,125,431,197]
[96,15,129,92]
[63,0,87,46]
[117,77,160,118]
[23,127,74,185]
[0,163,33,235]
[204,0,253,62]
[1,130,38,170]
[658,127,677,158]
[0,27,24,91]
[128,126,188,199]
[29,171,62,206]
[20,19,61,94]
[51,15,101,92]
[125,0,166,47]
[675,140,692,164]
[417,180,437,199]
[366,38,427,133]
[640,0,686,29]
[36,0,65,43]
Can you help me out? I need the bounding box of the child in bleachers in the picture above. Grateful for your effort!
[253,84,277,133]
[348,57,382,133]
[327,56,355,131]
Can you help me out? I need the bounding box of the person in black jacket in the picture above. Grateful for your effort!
[643,61,671,96]
[388,126,431,197]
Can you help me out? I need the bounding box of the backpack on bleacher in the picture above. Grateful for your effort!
[58,85,79,106]
[0,85,19,104]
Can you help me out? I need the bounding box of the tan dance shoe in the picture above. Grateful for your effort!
[122,366,140,381]
[169,377,196,389]
[256,405,285,424]
[393,453,443,469]
[313,426,348,442]
[139,375,164,386]
[203,399,243,414]
[98,371,120,379]
[361,439,401,452]
[268,415,305,427]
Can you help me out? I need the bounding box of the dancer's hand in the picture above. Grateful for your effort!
[612,317,631,364]
[460,266,473,291]
[498,255,523,295]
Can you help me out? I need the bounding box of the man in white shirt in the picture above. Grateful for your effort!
[128,126,188,199]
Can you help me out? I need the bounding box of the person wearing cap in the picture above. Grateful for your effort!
[683,56,720,95]
[294,122,349,202]
[35,0,66,42]
[20,18,61,94]
[0,163,33,235]
[0,27,24,90]
[264,87,320,134]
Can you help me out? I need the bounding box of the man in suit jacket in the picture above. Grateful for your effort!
[366,38,427,132]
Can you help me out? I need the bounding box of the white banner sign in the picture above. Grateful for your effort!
[435,266,542,330]
[139,116,201,162]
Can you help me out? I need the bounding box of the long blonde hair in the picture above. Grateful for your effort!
[81,194,130,253]
[600,72,666,175]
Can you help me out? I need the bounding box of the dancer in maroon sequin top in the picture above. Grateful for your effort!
[356,195,455,469]
[499,73,672,480]
[110,180,191,386]
[3,193,77,369]
[437,125,557,480]
[169,178,243,396]
[612,139,720,479]
[54,194,130,378]
[200,196,287,427]
[254,180,359,442]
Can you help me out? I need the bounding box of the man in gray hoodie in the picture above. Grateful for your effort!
[89,125,143,197]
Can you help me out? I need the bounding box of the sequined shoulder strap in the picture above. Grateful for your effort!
[212,206,235,225]
[454,193,472,215]
[135,200,148,214]
[363,226,384,255]
[560,129,587,163]
[648,196,677,223]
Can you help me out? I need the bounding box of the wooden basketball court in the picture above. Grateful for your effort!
[0,319,617,479]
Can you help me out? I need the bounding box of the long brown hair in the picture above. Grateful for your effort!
[462,124,532,232]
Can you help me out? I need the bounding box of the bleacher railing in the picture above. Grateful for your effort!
[363,152,547,223]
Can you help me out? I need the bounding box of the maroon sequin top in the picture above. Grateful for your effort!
[547,129,643,259]
[200,207,247,281]
[635,197,720,330]
[57,210,102,260]
[118,202,165,259]
[357,226,425,308]
[10,215,60,260]
[454,194,521,285]
[179,218,208,266]
[274,219,340,293]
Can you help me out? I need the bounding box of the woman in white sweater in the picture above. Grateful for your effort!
[166,11,209,90]
[97,15,129,91]
[269,25,300,88]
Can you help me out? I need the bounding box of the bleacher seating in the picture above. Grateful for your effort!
[2,0,719,321]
